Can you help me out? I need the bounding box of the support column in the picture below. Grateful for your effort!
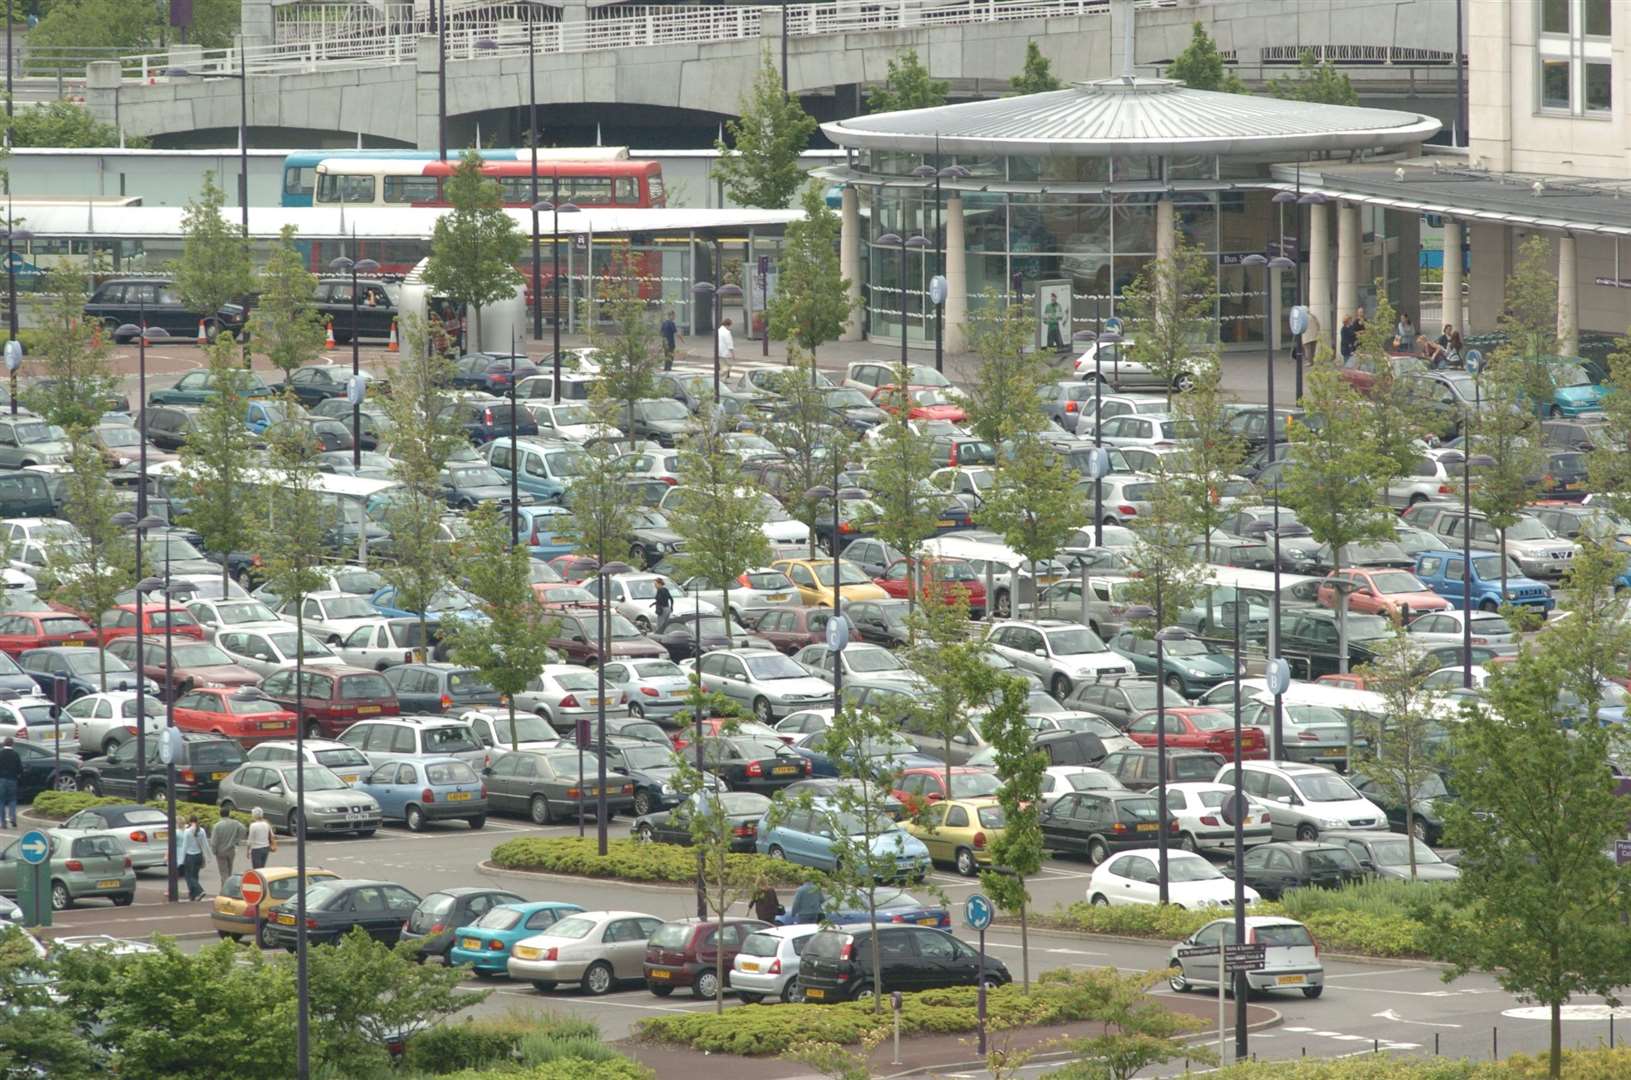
[1336,202,1361,325]
[1442,219,1464,333]
[1558,232,1578,356]
[1155,197,1175,263]
[1467,222,1510,333]
[840,186,863,342]
[1307,201,1332,357]
[85,60,120,128]
[414,35,441,152]
[944,193,968,354]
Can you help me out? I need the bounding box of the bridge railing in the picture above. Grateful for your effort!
[786,0,1109,36]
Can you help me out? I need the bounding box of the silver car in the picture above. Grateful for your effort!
[1406,609,1518,648]
[184,598,282,643]
[679,568,797,615]
[985,619,1136,700]
[460,707,565,752]
[60,803,172,870]
[335,716,490,772]
[514,664,630,732]
[246,738,375,785]
[64,690,165,756]
[1427,509,1578,580]
[216,762,382,836]
[1084,474,1158,527]
[591,573,716,632]
[1384,455,1461,511]
[732,924,820,1004]
[1094,412,1195,449]
[601,658,692,721]
[1072,338,1206,393]
[507,909,665,994]
[696,648,835,722]
[213,623,345,678]
[0,417,69,467]
[275,590,382,644]
[333,618,429,670]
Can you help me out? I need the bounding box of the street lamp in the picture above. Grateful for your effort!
[113,513,165,802]
[524,3,542,340]
[532,198,581,403]
[134,568,182,902]
[328,255,379,469]
[692,280,744,404]
[1229,594,1248,1058]
[1151,621,1192,904]
[911,154,970,375]
[874,232,929,369]
[1461,366,1482,689]
[2,223,29,403]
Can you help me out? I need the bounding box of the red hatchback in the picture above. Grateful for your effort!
[892,765,1001,815]
[257,665,400,739]
[869,384,967,423]
[1125,707,1268,762]
[643,916,769,998]
[171,687,298,746]
[547,555,601,584]
[873,558,988,620]
[0,610,98,657]
[95,603,205,645]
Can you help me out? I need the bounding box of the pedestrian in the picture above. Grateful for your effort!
[1042,294,1066,351]
[787,881,823,924]
[752,884,782,924]
[0,736,19,828]
[1338,314,1357,360]
[1396,311,1414,344]
[717,317,735,372]
[210,808,247,886]
[660,309,681,371]
[1438,322,1455,350]
[1446,329,1465,367]
[247,806,276,870]
[1417,333,1447,368]
[653,578,674,626]
[1353,308,1367,337]
[179,815,209,901]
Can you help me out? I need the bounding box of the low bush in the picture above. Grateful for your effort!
[402,1017,531,1072]
[489,837,812,887]
[431,1061,653,1080]
[30,790,248,828]
[1204,1047,1631,1078]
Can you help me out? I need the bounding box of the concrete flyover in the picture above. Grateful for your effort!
[85,0,1461,148]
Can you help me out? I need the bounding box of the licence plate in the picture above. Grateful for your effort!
[211,772,227,781]
[357,706,381,715]
[772,766,798,776]
[739,960,759,973]
[917,917,938,926]
[155,830,168,840]
[1136,822,1158,832]
[96,878,122,889]
[649,968,671,980]
[341,775,358,784]
[587,698,606,706]
[447,791,472,801]
[260,721,285,730]
[766,595,788,603]
[1321,748,1344,758]
[937,519,956,528]
[277,913,296,926]
[804,987,825,999]
[61,640,83,646]
[461,938,481,951]
[1276,974,1305,986]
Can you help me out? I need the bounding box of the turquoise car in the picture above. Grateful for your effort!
[1537,359,1606,417]
[448,900,586,974]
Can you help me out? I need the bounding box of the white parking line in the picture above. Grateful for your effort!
[493,988,709,1013]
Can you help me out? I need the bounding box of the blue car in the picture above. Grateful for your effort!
[1413,550,1555,613]
[354,756,489,831]
[776,886,949,928]
[448,900,586,975]
[787,729,940,779]
[246,399,301,435]
[368,584,489,625]
[755,797,930,880]
[1531,358,1607,418]
[514,505,578,561]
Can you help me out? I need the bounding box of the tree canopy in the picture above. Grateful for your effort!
[712,51,819,210]
[867,49,948,112]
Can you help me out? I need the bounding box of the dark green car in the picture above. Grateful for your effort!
[147,369,274,407]
[1108,630,1239,698]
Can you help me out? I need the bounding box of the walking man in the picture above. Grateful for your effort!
[653,578,674,628]
[660,310,681,371]
[210,809,247,886]
[717,317,735,376]
[247,806,275,870]
[179,815,209,901]
[0,737,19,828]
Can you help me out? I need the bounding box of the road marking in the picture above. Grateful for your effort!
[1281,1026,1420,1050]
[1373,1009,1461,1028]
[494,988,707,1013]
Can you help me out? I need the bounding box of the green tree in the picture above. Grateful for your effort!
[978,673,1043,991]
[24,0,239,52]
[0,926,99,1079]
[1165,361,1246,561]
[1352,626,1444,873]
[421,149,525,347]
[1117,234,1217,408]
[1353,286,1434,479]
[1122,480,1206,644]
[1586,342,1631,516]
[979,436,1080,621]
[590,257,663,450]
[250,225,325,379]
[1009,40,1061,94]
[561,391,636,567]
[665,406,771,631]
[44,440,133,691]
[1164,22,1245,93]
[1538,535,1631,728]
[1043,970,1211,1080]
[8,99,138,147]
[767,185,853,362]
[1265,50,1360,106]
[867,48,948,112]
[962,292,1049,446]
[712,51,819,209]
[1497,234,1565,414]
[1426,653,1631,1080]
[761,350,850,557]
[863,359,939,585]
[904,579,998,796]
[173,173,252,342]
[1466,367,1546,599]
[176,337,261,596]
[25,264,117,433]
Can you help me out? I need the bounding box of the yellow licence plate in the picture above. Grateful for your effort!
[937,519,956,527]
[61,639,84,646]
[739,960,759,972]
[772,766,798,776]
[1136,822,1157,832]
[447,791,472,801]
[341,775,358,784]
[156,830,168,840]
[96,878,122,889]
[211,772,227,780]
[766,594,788,602]
[917,917,938,926]
[804,987,824,999]
[261,720,285,730]
[461,938,481,951]
[277,913,296,926]
[357,706,381,715]
[649,968,671,979]
[1276,974,1305,986]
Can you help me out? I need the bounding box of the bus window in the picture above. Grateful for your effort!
[613,177,638,204]
[562,177,612,204]
[499,177,533,204]
[647,175,665,206]
[383,176,439,204]
[284,165,314,197]
[317,174,377,205]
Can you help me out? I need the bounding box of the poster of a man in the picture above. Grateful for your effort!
[1036,280,1072,352]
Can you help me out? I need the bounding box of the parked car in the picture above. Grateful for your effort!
[355,756,488,831]
[246,737,374,784]
[262,878,421,949]
[87,278,248,344]
[170,686,297,745]
[901,797,1006,877]
[797,925,1009,1002]
[1099,748,1226,792]
[58,802,170,870]
[447,900,587,974]
[482,747,636,824]
[731,924,821,1004]
[1087,848,1259,908]
[507,909,665,994]
[258,665,400,738]
[398,885,527,962]
[211,867,340,948]
[1234,840,1368,899]
[1039,789,1178,864]
[1214,761,1387,842]
[1321,830,1460,882]
[643,916,770,999]
[1167,916,1324,998]
[1124,707,1268,762]
[1412,550,1555,614]
[76,731,244,802]
[633,790,767,849]
[1165,781,1273,853]
[0,828,135,909]
[757,798,930,878]
[335,715,488,772]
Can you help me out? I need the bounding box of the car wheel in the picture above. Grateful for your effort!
[113,892,134,907]
[955,847,978,877]
[1088,838,1109,864]
[467,815,485,830]
[257,921,276,949]
[1174,372,1197,393]
[1090,893,1109,906]
[1179,832,1199,853]
[1050,673,1071,701]
[100,735,125,757]
[1302,986,1323,999]
[1165,674,1185,695]
[406,804,427,832]
[768,844,786,860]
[1479,599,1499,612]
[628,702,645,719]
[51,771,77,792]
[582,961,615,996]
[737,991,764,1005]
[1409,493,1427,507]
[636,823,655,844]
[648,983,674,997]
[1168,964,1189,993]
[633,789,656,817]
[50,881,72,911]
[530,795,552,825]
[531,980,558,993]
[631,544,652,568]
[781,979,804,1004]
[1296,823,1319,841]
[287,809,303,838]
[1410,818,1431,842]
[1549,405,1563,419]
[851,981,875,1004]
[146,782,167,803]
[305,721,322,739]
[752,697,773,723]
[1103,515,1120,527]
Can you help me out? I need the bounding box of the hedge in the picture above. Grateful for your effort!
[489,837,816,887]
[1204,1047,1631,1079]
[430,1062,652,1080]
[30,790,249,829]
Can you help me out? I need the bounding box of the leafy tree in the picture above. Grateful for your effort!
[1427,653,1631,1080]
[444,503,559,753]
[1122,480,1206,643]
[962,292,1049,446]
[590,256,663,449]
[1586,342,1631,516]
[867,48,948,112]
[665,405,770,629]
[1265,50,1360,106]
[1352,626,1444,873]
[1496,234,1565,414]
[904,579,998,796]
[785,1031,886,1080]
[1117,234,1217,408]
[44,439,133,691]
[1009,40,1061,94]
[863,360,939,583]
[1538,535,1631,728]
[1466,367,1546,599]
[7,99,136,148]
[561,391,636,566]
[978,673,1043,990]
[979,436,1080,620]
[176,337,261,596]
[712,51,819,209]
[24,264,117,432]
[421,149,525,347]
[761,349,850,557]
[1164,22,1245,93]
[767,185,853,362]
[1353,286,1434,479]
[1165,361,1246,561]
[250,225,325,379]
[173,173,252,341]
[28,0,239,52]
[0,926,99,1078]
[1043,970,1211,1080]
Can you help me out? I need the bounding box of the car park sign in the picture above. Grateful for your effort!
[963,893,993,931]
[18,830,48,865]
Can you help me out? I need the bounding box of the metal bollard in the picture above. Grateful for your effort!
[891,991,902,1065]
[1493,1027,1498,1059]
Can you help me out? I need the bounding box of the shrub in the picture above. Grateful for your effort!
[402,1017,530,1072]
[433,1061,653,1080]
[519,1034,621,1065]
[489,837,812,887]
[30,790,249,829]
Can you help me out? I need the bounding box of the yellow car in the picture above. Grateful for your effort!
[212,866,339,949]
[902,797,1007,877]
[772,558,889,607]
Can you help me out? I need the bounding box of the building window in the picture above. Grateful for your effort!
[1537,0,1613,117]
[1543,0,1569,33]
[1585,0,1611,37]
[1587,62,1613,111]
[1541,59,1573,109]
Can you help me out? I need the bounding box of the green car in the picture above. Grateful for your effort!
[147,369,274,406]
[1107,630,1239,698]
[0,828,137,910]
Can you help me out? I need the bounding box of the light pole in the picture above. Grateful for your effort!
[1083,321,1121,548]
[532,197,581,403]
[115,513,164,797]
[692,280,743,404]
[1271,187,1325,402]
[874,232,928,369]
[328,255,378,469]
[1230,594,1247,1058]
[508,330,521,546]
[911,154,969,375]
[1461,369,1481,688]
[1152,622,1192,904]
[525,3,541,340]
[3,223,29,403]
[434,0,447,159]
[134,569,180,902]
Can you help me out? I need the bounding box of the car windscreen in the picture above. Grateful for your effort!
[226,698,284,716]
[170,644,234,667]
[283,766,346,791]
[1046,628,1108,655]
[187,741,244,768]
[846,648,902,673]
[216,602,278,624]
[1304,847,1362,874]
[1114,798,1159,823]
[314,748,369,769]
[1166,857,1224,882]
[948,773,1001,799]
[1171,756,1219,781]
[337,673,392,699]
[1295,772,1361,802]
[475,907,523,931]
[744,654,809,681]
[425,726,479,753]
[270,632,334,658]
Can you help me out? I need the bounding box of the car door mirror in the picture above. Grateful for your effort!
[1033,648,1046,657]
[1273,795,1290,804]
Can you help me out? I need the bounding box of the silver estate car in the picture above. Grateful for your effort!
[216,762,383,836]
[507,909,665,995]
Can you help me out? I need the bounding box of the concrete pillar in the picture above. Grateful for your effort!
[944,193,967,354]
[840,186,863,342]
[1442,220,1464,333]
[85,61,120,128]
[1307,201,1332,357]
[1336,202,1361,325]
[1467,222,1510,334]
[239,0,274,51]
[414,35,441,152]
[1397,211,1422,329]
[1558,232,1578,356]
[562,0,588,22]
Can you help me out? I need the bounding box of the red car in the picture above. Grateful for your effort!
[95,603,205,645]
[1125,707,1268,762]
[105,636,260,698]
[0,610,98,657]
[874,558,988,619]
[670,716,783,752]
[869,384,967,423]
[745,605,835,654]
[547,554,600,584]
[258,664,400,739]
[171,686,297,746]
[1316,568,1451,621]
[892,766,1001,814]
[643,916,769,997]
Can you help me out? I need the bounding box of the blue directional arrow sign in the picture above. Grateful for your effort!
[18,830,49,865]
[964,893,993,932]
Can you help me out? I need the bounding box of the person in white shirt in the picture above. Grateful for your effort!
[717,318,735,366]
[247,806,276,869]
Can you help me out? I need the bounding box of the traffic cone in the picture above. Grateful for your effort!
[386,319,399,353]
[196,319,208,346]
[325,321,336,350]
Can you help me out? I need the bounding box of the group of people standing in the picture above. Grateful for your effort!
[1339,308,1465,370]
[175,806,279,902]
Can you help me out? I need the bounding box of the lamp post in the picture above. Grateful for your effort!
[692,280,743,405]
[1462,369,1481,689]
[434,0,447,159]
[911,153,969,375]
[3,223,28,403]
[874,232,929,369]
[134,568,180,902]
[532,197,581,403]
[1230,594,1248,1058]
[327,256,379,468]
[1270,187,1324,402]
[115,514,165,798]
[1151,622,1192,904]
[525,4,541,340]
[1083,321,1121,548]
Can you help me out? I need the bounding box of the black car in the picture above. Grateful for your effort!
[8,739,82,799]
[622,509,684,569]
[1039,789,1177,864]
[0,649,46,698]
[628,398,700,447]
[843,599,910,648]
[440,394,540,446]
[84,278,247,343]
[76,732,244,802]
[281,363,370,407]
[651,612,771,661]
[633,790,771,848]
[1535,450,1588,501]
[17,647,159,701]
[598,716,674,746]
[381,663,500,714]
[263,878,422,949]
[1032,729,1110,767]
[261,417,356,456]
[797,925,1009,1003]
[1098,748,1225,793]
[589,737,699,817]
[1320,830,1460,882]
[314,278,397,343]
[450,352,541,395]
[1235,841,1368,900]
[139,405,203,451]
[1279,610,1390,679]
[399,886,527,960]
[1539,418,1605,453]
[698,736,811,793]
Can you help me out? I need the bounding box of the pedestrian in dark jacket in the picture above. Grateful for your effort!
[0,737,20,828]
[653,579,674,625]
